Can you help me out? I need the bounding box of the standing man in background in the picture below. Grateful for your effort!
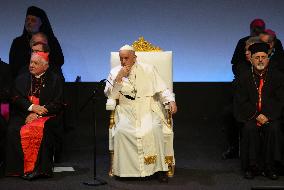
[9,6,64,80]
[231,18,266,77]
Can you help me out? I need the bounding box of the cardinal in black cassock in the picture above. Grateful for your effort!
[5,51,63,180]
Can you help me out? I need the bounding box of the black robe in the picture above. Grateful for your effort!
[5,69,63,176]
[269,48,284,74]
[234,66,284,170]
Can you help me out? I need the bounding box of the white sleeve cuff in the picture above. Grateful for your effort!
[160,89,175,104]
[28,104,34,111]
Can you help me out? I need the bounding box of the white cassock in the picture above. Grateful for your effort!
[105,62,175,177]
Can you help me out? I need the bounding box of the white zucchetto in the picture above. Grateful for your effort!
[119,44,135,51]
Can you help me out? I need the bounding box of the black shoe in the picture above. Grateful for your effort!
[244,170,254,179]
[0,161,4,176]
[157,171,168,183]
[263,164,278,180]
[21,172,39,181]
[263,170,278,180]
[22,171,52,181]
[222,147,238,160]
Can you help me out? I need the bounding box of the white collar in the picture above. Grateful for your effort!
[34,72,46,78]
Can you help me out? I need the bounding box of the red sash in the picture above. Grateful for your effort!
[257,78,264,126]
[20,96,50,174]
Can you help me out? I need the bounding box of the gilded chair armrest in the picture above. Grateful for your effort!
[164,102,173,128]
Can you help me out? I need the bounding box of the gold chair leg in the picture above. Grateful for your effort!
[108,150,114,177]
[165,156,174,177]
[167,164,175,177]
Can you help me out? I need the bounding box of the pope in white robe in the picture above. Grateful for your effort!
[104,45,177,180]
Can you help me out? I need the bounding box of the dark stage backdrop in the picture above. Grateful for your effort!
[63,82,233,151]
[0,0,283,82]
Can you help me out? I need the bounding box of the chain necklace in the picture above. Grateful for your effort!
[29,75,45,98]
[251,66,268,114]
[128,65,137,96]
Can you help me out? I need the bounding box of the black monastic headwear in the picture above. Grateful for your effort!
[23,6,54,37]
[248,43,270,55]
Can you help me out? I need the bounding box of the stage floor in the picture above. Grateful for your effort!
[1,118,283,190]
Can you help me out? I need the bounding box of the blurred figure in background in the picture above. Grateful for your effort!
[231,18,266,77]
[259,29,284,73]
[0,59,12,171]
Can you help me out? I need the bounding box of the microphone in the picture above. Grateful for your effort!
[99,79,107,84]
[104,78,135,100]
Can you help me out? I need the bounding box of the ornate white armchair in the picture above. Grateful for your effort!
[106,37,175,177]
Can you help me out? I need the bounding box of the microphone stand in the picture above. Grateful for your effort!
[80,83,107,186]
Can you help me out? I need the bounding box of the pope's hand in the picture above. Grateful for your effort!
[116,65,132,82]
[169,101,177,114]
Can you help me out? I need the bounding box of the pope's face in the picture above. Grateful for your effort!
[250,52,269,71]
[29,54,49,76]
[119,50,136,67]
[25,15,42,34]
